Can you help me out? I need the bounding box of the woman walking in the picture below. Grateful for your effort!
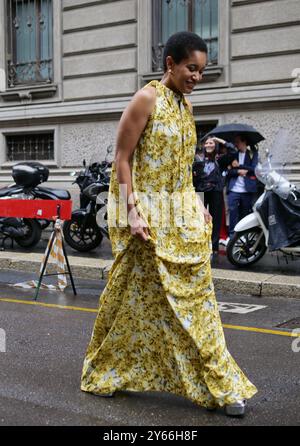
[81,32,257,417]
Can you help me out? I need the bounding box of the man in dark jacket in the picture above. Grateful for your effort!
[227,136,259,238]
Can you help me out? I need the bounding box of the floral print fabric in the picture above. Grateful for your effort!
[81,81,257,408]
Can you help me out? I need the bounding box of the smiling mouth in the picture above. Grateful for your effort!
[186,81,195,88]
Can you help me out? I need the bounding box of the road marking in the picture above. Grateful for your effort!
[218,302,267,314]
[0,297,299,338]
[223,324,300,338]
[0,298,98,314]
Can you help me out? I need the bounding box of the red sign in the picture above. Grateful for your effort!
[0,200,72,220]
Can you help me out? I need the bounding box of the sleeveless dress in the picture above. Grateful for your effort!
[81,81,257,408]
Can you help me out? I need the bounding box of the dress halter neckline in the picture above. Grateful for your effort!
[153,80,186,106]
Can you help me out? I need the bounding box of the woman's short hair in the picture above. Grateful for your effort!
[163,31,208,72]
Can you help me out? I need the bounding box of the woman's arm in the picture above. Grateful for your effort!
[210,138,237,171]
[239,152,259,175]
[114,86,156,241]
[227,168,240,178]
[218,152,237,171]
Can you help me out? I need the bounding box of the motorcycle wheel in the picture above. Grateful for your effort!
[227,228,267,267]
[15,219,42,248]
[63,218,103,252]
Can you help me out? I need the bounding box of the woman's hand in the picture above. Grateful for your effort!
[238,169,248,177]
[211,137,226,145]
[196,193,212,224]
[128,208,150,242]
[203,207,213,224]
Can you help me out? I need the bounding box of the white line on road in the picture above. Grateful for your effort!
[218,302,267,314]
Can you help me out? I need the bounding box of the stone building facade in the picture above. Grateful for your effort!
[0,0,299,197]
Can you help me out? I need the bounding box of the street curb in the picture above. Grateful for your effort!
[212,272,300,299]
[0,252,299,299]
[0,253,114,281]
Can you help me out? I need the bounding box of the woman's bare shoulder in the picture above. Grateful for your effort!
[134,85,156,103]
[129,86,156,115]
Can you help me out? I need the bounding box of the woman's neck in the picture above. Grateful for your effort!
[206,152,215,161]
[160,74,182,97]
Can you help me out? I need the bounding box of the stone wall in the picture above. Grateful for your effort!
[62,0,138,100]
[231,0,300,86]
[60,121,118,167]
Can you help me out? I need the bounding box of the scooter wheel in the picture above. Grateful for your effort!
[15,219,42,248]
[227,228,267,267]
[63,219,103,252]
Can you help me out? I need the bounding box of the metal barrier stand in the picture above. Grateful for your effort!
[34,205,77,301]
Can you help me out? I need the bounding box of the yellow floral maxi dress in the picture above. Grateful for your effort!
[81,81,257,408]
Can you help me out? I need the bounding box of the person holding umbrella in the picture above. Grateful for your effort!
[203,124,263,239]
[227,135,259,238]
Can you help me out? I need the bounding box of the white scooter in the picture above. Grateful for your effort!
[227,145,300,267]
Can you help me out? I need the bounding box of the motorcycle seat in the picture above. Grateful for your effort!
[0,186,22,197]
[36,187,71,200]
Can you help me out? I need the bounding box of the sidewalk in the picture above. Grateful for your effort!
[1,241,299,299]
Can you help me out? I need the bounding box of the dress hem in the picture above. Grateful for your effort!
[80,383,257,410]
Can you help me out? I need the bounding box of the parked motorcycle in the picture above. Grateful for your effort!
[63,146,113,252]
[69,153,108,209]
[227,133,300,267]
[0,162,70,248]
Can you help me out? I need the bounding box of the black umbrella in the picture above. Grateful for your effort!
[203,123,265,147]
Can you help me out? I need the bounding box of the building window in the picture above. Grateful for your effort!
[6,0,53,88]
[6,132,54,161]
[152,0,219,72]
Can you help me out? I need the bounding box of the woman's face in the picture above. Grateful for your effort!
[204,138,216,154]
[167,51,207,94]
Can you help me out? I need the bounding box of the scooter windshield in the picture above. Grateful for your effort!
[255,161,271,185]
[255,129,299,200]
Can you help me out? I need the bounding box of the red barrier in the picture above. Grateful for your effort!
[0,200,72,220]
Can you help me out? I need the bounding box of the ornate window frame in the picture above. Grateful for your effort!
[137,0,230,89]
[0,0,62,103]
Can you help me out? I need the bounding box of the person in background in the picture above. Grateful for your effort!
[227,136,259,238]
[193,136,236,258]
[194,146,202,161]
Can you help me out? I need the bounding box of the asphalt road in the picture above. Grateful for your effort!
[0,269,299,426]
